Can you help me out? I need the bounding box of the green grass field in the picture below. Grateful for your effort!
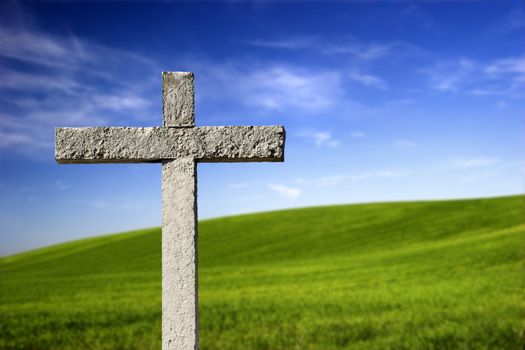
[1,195,524,349]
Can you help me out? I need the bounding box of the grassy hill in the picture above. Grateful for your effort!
[1,195,524,349]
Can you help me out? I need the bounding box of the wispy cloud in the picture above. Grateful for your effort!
[249,37,317,50]
[451,157,499,169]
[325,40,426,62]
[200,64,342,112]
[0,23,158,156]
[248,35,425,62]
[485,57,525,76]
[350,131,366,138]
[423,56,525,98]
[197,61,384,123]
[0,25,93,69]
[424,58,477,93]
[299,130,340,147]
[322,41,394,60]
[0,130,41,149]
[458,160,524,184]
[393,139,417,148]
[91,93,150,111]
[348,70,387,89]
[250,67,339,110]
[267,184,301,199]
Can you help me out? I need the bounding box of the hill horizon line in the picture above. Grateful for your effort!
[2,192,523,259]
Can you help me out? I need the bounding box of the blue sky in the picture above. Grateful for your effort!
[1,1,524,256]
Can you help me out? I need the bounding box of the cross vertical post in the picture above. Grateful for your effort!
[162,72,198,350]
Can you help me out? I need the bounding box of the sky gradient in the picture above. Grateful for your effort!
[1,1,524,255]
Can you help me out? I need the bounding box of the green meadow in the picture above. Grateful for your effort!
[1,195,524,349]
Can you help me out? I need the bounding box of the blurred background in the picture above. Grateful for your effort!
[0,1,523,254]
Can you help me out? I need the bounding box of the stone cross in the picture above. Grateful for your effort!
[54,72,285,350]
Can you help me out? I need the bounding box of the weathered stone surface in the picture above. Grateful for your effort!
[55,71,286,350]
[163,72,195,127]
[55,126,285,163]
[162,158,198,350]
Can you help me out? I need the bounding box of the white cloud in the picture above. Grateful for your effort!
[0,131,41,149]
[322,40,425,62]
[245,66,339,111]
[469,87,512,96]
[323,41,393,60]
[348,71,387,89]
[351,131,366,138]
[248,35,426,63]
[249,37,317,50]
[458,160,525,184]
[485,57,525,76]
[424,58,477,92]
[424,56,525,98]
[267,184,302,199]
[311,132,330,146]
[393,140,417,148]
[249,36,391,61]
[198,63,344,113]
[0,23,158,156]
[300,130,341,147]
[254,67,338,110]
[0,67,82,93]
[451,157,499,169]
[0,25,93,69]
[91,93,150,111]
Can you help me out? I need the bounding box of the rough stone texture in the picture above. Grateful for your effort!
[162,158,198,350]
[55,71,286,350]
[55,126,285,163]
[163,72,195,127]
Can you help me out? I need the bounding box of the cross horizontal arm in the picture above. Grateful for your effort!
[55,126,285,164]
